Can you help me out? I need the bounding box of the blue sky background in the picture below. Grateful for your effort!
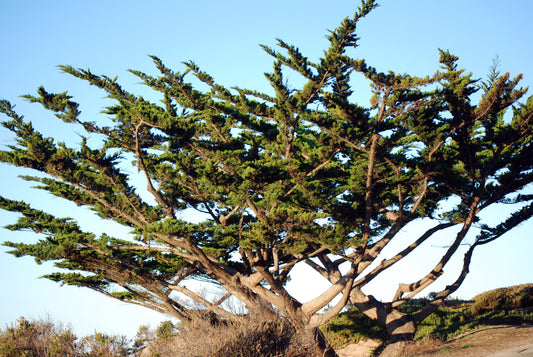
[1,0,532,338]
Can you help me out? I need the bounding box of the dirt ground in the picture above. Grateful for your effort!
[337,325,533,357]
[402,325,533,357]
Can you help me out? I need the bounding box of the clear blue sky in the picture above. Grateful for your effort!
[1,0,532,338]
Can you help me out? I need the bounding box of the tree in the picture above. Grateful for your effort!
[1,1,532,355]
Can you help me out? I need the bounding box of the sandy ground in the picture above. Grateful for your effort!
[335,325,533,357]
[488,343,533,356]
[337,339,381,357]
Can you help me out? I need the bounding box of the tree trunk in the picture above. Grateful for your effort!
[378,311,416,357]
[349,289,417,356]
[306,326,339,357]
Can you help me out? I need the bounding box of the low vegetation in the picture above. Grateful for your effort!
[1,284,531,356]
[321,284,532,355]
[0,316,133,356]
[139,311,314,357]
[414,283,533,342]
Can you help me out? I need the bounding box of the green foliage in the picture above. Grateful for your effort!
[82,332,131,357]
[155,321,175,340]
[0,317,77,357]
[322,308,387,348]
[414,284,533,341]
[324,285,533,346]
[467,284,533,316]
[0,1,532,351]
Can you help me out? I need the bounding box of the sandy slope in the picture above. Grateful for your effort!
[336,325,533,357]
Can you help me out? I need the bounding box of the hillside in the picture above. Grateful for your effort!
[331,284,533,356]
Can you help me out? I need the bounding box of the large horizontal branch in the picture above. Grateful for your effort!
[301,266,356,317]
[115,244,196,262]
[308,265,356,328]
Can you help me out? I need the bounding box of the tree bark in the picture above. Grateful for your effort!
[378,310,416,357]
[349,289,416,357]
[306,326,339,357]
[378,340,410,357]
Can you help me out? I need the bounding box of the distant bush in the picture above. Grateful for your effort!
[82,332,132,356]
[467,284,533,316]
[0,316,137,357]
[0,316,78,357]
[415,284,533,341]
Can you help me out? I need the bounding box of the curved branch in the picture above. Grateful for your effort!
[301,265,356,317]
[309,266,356,328]
[133,120,175,218]
[168,285,242,322]
[392,198,480,304]
[411,240,477,324]
[354,222,456,288]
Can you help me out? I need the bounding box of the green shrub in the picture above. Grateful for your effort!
[82,332,131,356]
[322,284,533,347]
[414,284,533,341]
[155,321,175,340]
[467,284,533,316]
[322,307,387,348]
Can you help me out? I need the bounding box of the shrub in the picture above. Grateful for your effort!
[467,284,533,316]
[82,332,132,357]
[155,321,175,340]
[414,284,533,342]
[0,316,78,357]
[142,313,312,357]
[321,307,387,348]
[0,316,139,357]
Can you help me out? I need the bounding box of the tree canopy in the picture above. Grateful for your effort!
[1,1,532,356]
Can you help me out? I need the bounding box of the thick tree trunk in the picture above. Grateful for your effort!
[379,340,410,357]
[378,311,416,357]
[349,289,416,357]
[306,326,339,357]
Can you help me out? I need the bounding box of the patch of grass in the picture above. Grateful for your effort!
[405,284,533,346]
[321,307,387,348]
[323,284,532,354]
[414,284,533,342]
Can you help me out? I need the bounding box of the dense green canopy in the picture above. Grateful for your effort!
[1,1,531,355]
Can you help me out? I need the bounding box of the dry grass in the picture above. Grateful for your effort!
[0,316,79,357]
[0,316,134,357]
[142,312,313,357]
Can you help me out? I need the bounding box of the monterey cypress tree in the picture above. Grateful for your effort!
[1,1,532,355]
